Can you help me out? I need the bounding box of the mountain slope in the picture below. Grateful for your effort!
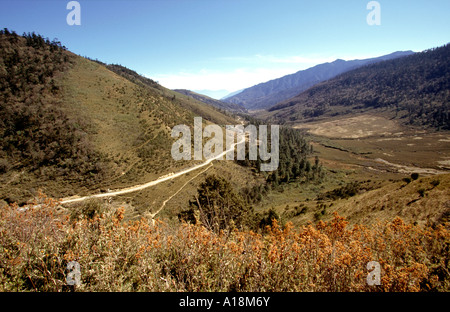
[93,62,238,125]
[223,51,414,110]
[267,44,450,130]
[0,30,238,204]
[173,89,246,113]
[221,88,245,100]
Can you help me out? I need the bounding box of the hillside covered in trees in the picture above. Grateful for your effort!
[0,29,111,204]
[268,44,450,130]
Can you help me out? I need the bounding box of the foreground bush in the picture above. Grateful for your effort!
[0,196,448,291]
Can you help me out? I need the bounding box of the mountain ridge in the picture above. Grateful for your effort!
[223,51,415,110]
[221,88,246,100]
[173,89,246,113]
[266,44,449,130]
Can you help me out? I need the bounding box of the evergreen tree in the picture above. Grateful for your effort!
[180,175,254,233]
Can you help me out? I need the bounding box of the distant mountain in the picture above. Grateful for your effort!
[173,89,246,113]
[193,89,230,100]
[223,51,415,110]
[221,89,245,100]
[267,44,450,130]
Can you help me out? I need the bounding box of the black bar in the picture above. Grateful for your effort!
[1,292,448,310]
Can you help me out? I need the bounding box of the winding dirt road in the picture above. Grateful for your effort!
[59,132,245,205]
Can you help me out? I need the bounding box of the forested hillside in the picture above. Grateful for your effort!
[268,44,450,130]
[0,30,111,204]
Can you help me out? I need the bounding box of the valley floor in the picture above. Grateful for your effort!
[252,114,450,227]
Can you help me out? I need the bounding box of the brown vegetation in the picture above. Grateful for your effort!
[0,194,448,292]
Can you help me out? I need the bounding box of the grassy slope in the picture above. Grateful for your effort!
[60,55,245,188]
[256,169,449,228]
[57,55,259,219]
[2,47,242,204]
[325,173,450,226]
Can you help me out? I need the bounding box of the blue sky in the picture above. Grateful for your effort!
[1,0,449,98]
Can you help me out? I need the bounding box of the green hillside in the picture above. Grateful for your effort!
[0,30,238,204]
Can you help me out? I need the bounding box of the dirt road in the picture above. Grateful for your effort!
[60,132,245,205]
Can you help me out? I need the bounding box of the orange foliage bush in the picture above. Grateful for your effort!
[0,196,448,292]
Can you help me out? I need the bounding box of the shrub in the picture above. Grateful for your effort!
[258,208,280,231]
[317,182,360,200]
[0,158,10,173]
[179,175,254,233]
[403,177,412,184]
[430,179,440,187]
[70,199,105,221]
[1,195,449,292]
[418,188,426,197]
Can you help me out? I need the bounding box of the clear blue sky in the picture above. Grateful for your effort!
[1,0,449,98]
